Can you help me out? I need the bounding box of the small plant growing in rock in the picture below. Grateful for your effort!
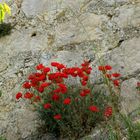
[0,2,12,37]
[120,114,140,140]
[136,82,140,92]
[0,136,6,140]
[16,61,122,139]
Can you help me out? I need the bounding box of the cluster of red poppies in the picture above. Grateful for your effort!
[16,61,121,120]
[98,65,121,87]
[16,61,93,119]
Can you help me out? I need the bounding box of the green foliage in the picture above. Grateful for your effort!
[105,125,120,140]
[37,85,107,139]
[120,114,140,140]
[0,23,12,37]
[0,136,6,140]
[0,2,12,37]
[102,114,140,140]
[16,62,120,139]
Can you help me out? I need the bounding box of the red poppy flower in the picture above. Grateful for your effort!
[44,103,52,109]
[61,88,67,94]
[58,83,67,94]
[81,80,87,86]
[48,73,55,80]
[63,98,71,105]
[112,73,121,78]
[24,92,34,99]
[38,74,46,81]
[36,64,44,70]
[53,88,61,93]
[113,80,120,87]
[83,76,88,81]
[104,106,112,117]
[22,81,31,89]
[81,60,90,67]
[57,64,66,70]
[80,89,90,97]
[35,72,42,77]
[77,69,84,77]
[43,67,50,74]
[83,89,90,94]
[61,73,68,78]
[34,96,41,102]
[37,86,44,93]
[52,94,60,101]
[48,73,64,82]
[86,68,92,74]
[62,68,68,74]
[58,83,66,88]
[105,74,112,79]
[105,65,112,70]
[137,82,140,87]
[54,114,62,120]
[71,73,78,77]
[28,74,35,80]
[80,91,87,97]
[40,82,51,88]
[89,105,99,112]
[51,62,65,70]
[56,78,64,83]
[16,92,22,100]
[51,62,59,67]
[98,66,105,71]
[30,79,38,87]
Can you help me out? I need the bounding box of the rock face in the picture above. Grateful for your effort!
[0,0,140,139]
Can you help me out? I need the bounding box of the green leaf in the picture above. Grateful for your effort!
[0,2,11,23]
[3,3,11,15]
[0,9,5,22]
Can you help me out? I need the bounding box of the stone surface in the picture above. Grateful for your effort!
[103,37,140,77]
[22,0,57,17]
[0,0,140,139]
[54,13,107,46]
[121,78,140,114]
[21,0,85,18]
[113,4,140,28]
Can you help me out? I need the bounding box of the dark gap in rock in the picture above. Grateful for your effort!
[31,32,37,37]
[118,39,124,46]
[107,13,113,19]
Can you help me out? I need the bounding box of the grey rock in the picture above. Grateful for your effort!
[104,37,140,77]
[22,0,57,17]
[54,13,108,47]
[113,4,140,28]
[121,78,140,114]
